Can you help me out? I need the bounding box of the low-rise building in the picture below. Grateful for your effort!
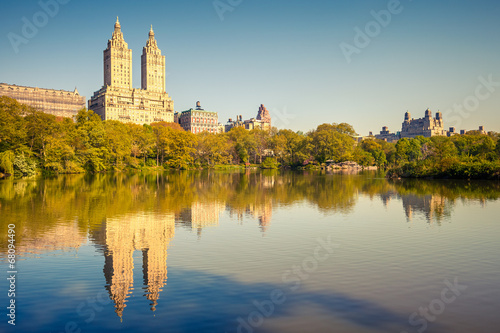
[225,104,272,132]
[0,83,85,118]
[178,101,219,134]
[374,126,399,143]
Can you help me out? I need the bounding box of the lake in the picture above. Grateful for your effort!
[1,170,499,333]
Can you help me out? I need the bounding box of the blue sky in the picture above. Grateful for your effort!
[1,0,499,135]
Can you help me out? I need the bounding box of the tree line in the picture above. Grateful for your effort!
[1,96,499,178]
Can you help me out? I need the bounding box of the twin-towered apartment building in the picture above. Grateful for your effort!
[88,17,175,125]
[1,17,270,135]
[88,18,270,133]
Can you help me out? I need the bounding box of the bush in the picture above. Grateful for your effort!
[13,153,37,176]
[261,157,280,169]
[0,150,15,174]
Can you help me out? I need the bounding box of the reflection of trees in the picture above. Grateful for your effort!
[389,179,500,224]
[2,171,500,254]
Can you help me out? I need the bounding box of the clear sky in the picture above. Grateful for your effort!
[1,0,499,135]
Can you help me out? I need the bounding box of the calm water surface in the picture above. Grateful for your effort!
[1,170,499,333]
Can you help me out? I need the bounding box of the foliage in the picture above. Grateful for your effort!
[1,99,498,179]
[13,152,37,176]
[387,134,500,179]
[309,123,356,163]
[0,150,15,174]
[261,157,279,169]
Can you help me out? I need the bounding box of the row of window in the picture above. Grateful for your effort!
[192,127,219,134]
[182,117,217,124]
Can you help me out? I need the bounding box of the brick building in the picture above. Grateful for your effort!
[177,101,220,134]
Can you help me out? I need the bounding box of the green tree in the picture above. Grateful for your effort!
[195,132,231,165]
[24,110,57,163]
[227,127,256,164]
[104,121,133,168]
[272,129,311,166]
[75,109,109,172]
[0,96,28,152]
[309,124,355,163]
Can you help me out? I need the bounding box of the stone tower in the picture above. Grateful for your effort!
[141,25,166,93]
[89,18,174,124]
[256,104,271,124]
[103,17,132,89]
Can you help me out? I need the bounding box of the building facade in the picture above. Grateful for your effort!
[88,18,174,125]
[177,102,220,134]
[400,109,447,138]
[372,109,487,141]
[225,104,272,132]
[374,126,399,143]
[0,83,85,118]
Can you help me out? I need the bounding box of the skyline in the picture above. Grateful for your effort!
[1,0,499,135]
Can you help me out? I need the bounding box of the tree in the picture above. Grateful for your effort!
[75,109,109,172]
[309,124,355,163]
[272,129,311,166]
[361,140,387,167]
[227,127,256,164]
[250,128,271,164]
[44,136,77,172]
[0,96,28,152]
[165,129,197,168]
[104,121,133,168]
[130,124,155,164]
[195,132,231,165]
[24,110,57,163]
[352,146,375,166]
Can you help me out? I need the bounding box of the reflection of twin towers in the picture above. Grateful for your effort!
[21,199,272,318]
[92,201,233,318]
[94,212,175,318]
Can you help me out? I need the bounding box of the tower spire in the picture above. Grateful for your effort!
[115,16,121,30]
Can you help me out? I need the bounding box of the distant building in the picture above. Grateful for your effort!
[88,18,174,125]
[177,101,220,134]
[0,83,85,118]
[447,127,458,137]
[401,109,447,138]
[459,126,487,135]
[225,115,244,132]
[370,109,487,142]
[374,126,399,143]
[225,104,272,132]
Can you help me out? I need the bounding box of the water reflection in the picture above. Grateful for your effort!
[177,201,225,237]
[1,171,500,256]
[91,213,175,317]
[1,171,500,322]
